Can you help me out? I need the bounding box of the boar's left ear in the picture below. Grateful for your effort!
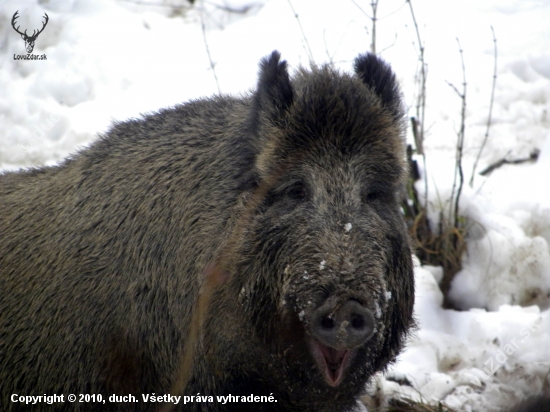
[251,51,294,126]
[353,53,404,122]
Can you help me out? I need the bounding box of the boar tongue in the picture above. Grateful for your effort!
[310,340,350,387]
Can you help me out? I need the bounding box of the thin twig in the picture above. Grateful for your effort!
[349,0,403,55]
[455,39,466,230]
[286,0,313,61]
[117,0,193,8]
[378,33,398,54]
[470,26,497,187]
[201,0,254,13]
[349,0,379,54]
[407,0,428,206]
[410,116,423,156]
[323,30,334,66]
[479,149,539,176]
[324,22,356,67]
[444,81,461,97]
[350,0,370,18]
[351,0,408,20]
[446,38,466,230]
[200,14,221,94]
[370,0,379,54]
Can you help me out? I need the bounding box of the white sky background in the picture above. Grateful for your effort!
[1,0,550,410]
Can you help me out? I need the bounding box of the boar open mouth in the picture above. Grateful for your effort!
[309,339,353,387]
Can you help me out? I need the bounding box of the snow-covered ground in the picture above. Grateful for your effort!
[1,0,549,410]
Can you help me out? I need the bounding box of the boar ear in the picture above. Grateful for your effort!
[353,53,404,122]
[251,51,294,125]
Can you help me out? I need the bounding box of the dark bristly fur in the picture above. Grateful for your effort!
[0,51,415,411]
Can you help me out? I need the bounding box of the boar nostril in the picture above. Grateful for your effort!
[351,314,365,330]
[321,316,335,329]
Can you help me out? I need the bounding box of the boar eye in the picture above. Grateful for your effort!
[286,182,308,201]
[363,185,390,203]
[365,191,381,202]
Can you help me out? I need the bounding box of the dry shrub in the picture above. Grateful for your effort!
[402,145,467,309]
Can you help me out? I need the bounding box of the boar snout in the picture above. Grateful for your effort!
[306,296,376,387]
[311,298,375,351]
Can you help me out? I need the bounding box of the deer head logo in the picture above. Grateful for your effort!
[11,11,49,54]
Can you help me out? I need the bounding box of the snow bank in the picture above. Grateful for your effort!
[379,262,550,410]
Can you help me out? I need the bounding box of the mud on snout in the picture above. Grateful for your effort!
[280,255,390,387]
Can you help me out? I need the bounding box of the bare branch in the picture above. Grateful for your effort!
[200,14,221,94]
[286,0,313,61]
[323,29,334,66]
[470,26,497,187]
[407,0,428,206]
[352,0,408,20]
[370,0,379,54]
[378,32,398,54]
[350,0,379,54]
[324,22,355,67]
[350,0,371,18]
[445,80,461,97]
[410,116,423,155]
[479,149,539,176]
[447,38,466,230]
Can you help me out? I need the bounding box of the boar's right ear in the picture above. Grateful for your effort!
[353,53,404,123]
[250,51,294,128]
